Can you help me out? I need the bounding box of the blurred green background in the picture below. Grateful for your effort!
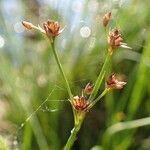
[0,0,150,150]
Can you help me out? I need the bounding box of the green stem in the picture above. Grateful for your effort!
[64,116,84,150]
[51,42,73,100]
[64,126,79,150]
[89,54,110,101]
[88,88,109,109]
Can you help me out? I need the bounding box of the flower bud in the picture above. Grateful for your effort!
[22,21,33,30]
[84,83,93,95]
[103,12,112,27]
[106,73,126,90]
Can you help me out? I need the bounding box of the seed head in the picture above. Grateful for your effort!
[103,12,112,27]
[107,29,132,55]
[22,21,33,30]
[108,29,123,48]
[106,73,126,90]
[72,96,89,112]
[43,20,64,40]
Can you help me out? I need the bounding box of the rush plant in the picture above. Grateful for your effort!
[22,12,131,150]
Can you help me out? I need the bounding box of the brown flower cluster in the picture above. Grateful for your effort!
[72,83,94,112]
[43,20,64,40]
[107,29,124,55]
[106,73,126,90]
[108,29,123,49]
[72,96,89,112]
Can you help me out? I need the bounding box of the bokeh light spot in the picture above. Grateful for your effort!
[0,36,5,48]
[14,22,24,33]
[80,26,91,38]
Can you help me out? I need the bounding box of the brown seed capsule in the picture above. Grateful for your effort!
[106,73,126,90]
[84,83,94,95]
[107,29,131,55]
[107,29,123,55]
[72,96,89,112]
[103,12,112,27]
[22,21,33,30]
[43,20,64,39]
[108,29,123,47]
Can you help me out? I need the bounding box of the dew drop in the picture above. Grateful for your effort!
[21,123,24,128]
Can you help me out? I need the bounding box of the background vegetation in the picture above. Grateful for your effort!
[0,0,150,149]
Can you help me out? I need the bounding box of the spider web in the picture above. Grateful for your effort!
[12,74,92,148]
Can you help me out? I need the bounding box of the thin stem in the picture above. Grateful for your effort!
[32,25,46,34]
[64,126,78,150]
[89,54,110,101]
[64,116,84,150]
[51,41,73,100]
[88,88,109,109]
